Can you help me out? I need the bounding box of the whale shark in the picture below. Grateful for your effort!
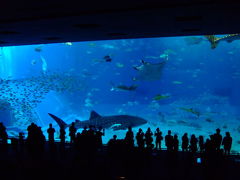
[48,111,147,131]
[133,60,166,81]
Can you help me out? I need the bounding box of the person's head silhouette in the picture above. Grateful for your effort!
[168,130,171,135]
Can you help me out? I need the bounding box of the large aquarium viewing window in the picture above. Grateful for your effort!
[0,35,240,152]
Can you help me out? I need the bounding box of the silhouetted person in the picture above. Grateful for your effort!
[199,135,204,153]
[95,127,105,148]
[87,125,96,142]
[154,128,163,150]
[82,126,88,136]
[27,122,36,133]
[213,128,222,151]
[80,127,88,148]
[108,135,118,155]
[209,135,216,153]
[165,130,173,151]
[125,126,134,148]
[136,128,145,149]
[26,123,38,151]
[173,134,179,152]
[47,123,55,143]
[69,122,77,143]
[87,125,95,136]
[86,125,97,154]
[37,126,45,151]
[0,122,8,144]
[60,127,66,144]
[75,132,82,150]
[205,138,212,153]
[145,127,153,149]
[26,123,45,153]
[182,133,189,152]
[108,135,118,147]
[222,132,232,155]
[190,134,198,153]
[27,123,36,144]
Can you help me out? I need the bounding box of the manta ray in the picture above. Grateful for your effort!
[133,60,166,81]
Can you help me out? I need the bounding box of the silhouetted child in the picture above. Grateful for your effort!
[190,134,198,153]
[182,133,189,152]
[154,128,163,150]
[145,127,153,149]
[173,134,179,152]
[199,135,204,153]
[165,130,173,151]
[136,128,145,149]
[222,132,232,155]
[69,122,77,143]
[47,123,55,143]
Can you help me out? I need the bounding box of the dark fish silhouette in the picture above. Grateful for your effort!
[104,55,112,62]
[34,46,42,52]
[110,82,138,91]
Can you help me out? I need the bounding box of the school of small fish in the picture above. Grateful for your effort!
[0,72,85,126]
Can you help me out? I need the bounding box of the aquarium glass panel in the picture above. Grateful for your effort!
[0,35,240,152]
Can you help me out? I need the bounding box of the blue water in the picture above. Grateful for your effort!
[0,36,240,151]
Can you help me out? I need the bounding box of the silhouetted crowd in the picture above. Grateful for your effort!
[133,127,232,155]
[107,127,232,155]
[26,122,105,154]
[0,122,233,155]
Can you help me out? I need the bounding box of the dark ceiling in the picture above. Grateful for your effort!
[1,0,240,46]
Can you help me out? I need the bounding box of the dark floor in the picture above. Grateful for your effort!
[0,143,239,180]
